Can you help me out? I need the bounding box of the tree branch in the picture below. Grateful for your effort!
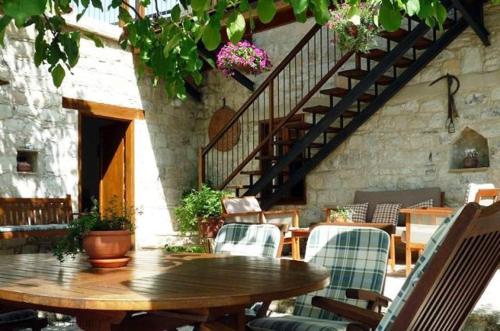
[121,0,143,19]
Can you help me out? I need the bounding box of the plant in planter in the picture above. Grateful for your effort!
[464,148,480,168]
[53,200,134,268]
[216,41,272,77]
[327,3,381,53]
[175,185,226,240]
[330,207,353,223]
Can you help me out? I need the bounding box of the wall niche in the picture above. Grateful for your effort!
[450,127,489,171]
[16,149,38,173]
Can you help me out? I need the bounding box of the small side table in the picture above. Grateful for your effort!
[290,228,310,260]
[399,207,454,276]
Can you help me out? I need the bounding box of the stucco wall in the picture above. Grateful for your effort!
[198,5,500,225]
[0,21,199,249]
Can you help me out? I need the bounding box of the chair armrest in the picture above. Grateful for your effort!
[221,211,262,217]
[311,296,382,329]
[346,289,391,308]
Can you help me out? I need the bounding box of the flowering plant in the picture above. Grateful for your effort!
[216,41,272,77]
[465,149,479,158]
[327,3,381,53]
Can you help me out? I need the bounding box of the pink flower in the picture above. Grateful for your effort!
[216,41,272,77]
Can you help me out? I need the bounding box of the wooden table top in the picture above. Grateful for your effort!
[0,250,329,312]
[400,207,455,216]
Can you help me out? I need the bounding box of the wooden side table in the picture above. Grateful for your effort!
[399,207,455,276]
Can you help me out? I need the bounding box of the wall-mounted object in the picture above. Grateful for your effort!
[208,99,241,152]
[429,73,460,133]
[450,127,489,171]
[0,79,8,86]
[16,150,38,173]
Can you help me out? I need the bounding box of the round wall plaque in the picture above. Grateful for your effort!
[208,106,241,152]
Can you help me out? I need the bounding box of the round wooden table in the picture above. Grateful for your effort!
[0,250,329,331]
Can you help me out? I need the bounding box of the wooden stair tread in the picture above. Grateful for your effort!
[320,87,376,102]
[255,155,279,161]
[241,169,289,176]
[284,122,341,133]
[339,69,394,85]
[303,105,359,118]
[359,49,413,68]
[379,29,433,50]
[274,140,325,148]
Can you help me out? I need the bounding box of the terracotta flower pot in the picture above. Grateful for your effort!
[197,217,224,239]
[82,230,132,268]
[463,156,479,168]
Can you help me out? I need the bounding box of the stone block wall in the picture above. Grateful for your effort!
[0,20,200,250]
[198,5,500,225]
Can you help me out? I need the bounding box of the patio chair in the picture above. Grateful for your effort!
[221,196,300,257]
[249,202,500,331]
[214,223,283,258]
[0,309,47,331]
[464,182,496,205]
[248,225,390,331]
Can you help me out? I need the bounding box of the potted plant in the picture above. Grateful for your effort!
[216,41,272,77]
[330,207,353,223]
[327,3,381,53]
[464,149,480,168]
[53,200,134,268]
[175,185,226,240]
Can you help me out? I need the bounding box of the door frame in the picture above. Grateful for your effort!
[63,97,142,214]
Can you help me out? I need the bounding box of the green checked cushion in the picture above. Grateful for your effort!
[248,315,350,331]
[293,225,390,320]
[376,206,463,331]
[214,223,281,258]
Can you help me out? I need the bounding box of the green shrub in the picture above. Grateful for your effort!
[174,185,226,234]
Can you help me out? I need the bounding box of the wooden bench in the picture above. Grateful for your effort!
[0,195,74,239]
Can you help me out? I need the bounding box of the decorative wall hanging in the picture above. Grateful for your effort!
[429,73,460,133]
[208,99,241,152]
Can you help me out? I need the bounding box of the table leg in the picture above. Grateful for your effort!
[389,234,396,272]
[76,311,126,331]
[405,244,412,277]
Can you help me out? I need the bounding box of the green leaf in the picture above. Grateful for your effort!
[405,0,420,17]
[295,10,307,23]
[84,32,104,47]
[435,3,448,27]
[310,0,329,25]
[257,0,276,24]
[191,0,210,12]
[202,20,221,51]
[379,2,402,32]
[0,16,13,46]
[3,0,47,26]
[51,64,65,87]
[226,12,245,44]
[91,0,103,10]
[171,4,181,22]
[163,33,182,57]
[290,0,308,15]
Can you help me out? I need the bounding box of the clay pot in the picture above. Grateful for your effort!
[334,216,353,223]
[83,230,132,268]
[17,161,32,172]
[463,156,479,168]
[197,217,224,239]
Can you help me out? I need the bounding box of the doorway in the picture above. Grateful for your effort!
[79,116,133,215]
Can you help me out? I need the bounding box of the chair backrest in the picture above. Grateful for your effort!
[0,195,73,226]
[474,188,500,206]
[293,225,390,320]
[464,183,495,204]
[377,202,500,330]
[221,196,262,223]
[222,196,262,213]
[213,223,282,258]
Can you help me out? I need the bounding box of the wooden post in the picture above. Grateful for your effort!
[268,80,274,152]
[198,147,206,189]
[135,0,145,18]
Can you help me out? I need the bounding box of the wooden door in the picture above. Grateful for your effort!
[99,123,127,216]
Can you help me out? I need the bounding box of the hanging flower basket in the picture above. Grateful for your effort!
[216,41,272,77]
[327,3,381,53]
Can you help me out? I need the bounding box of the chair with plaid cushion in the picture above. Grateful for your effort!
[248,225,390,331]
[221,196,300,257]
[278,202,500,331]
[214,223,283,258]
[0,309,47,331]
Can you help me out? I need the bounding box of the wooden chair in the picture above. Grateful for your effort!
[474,188,500,205]
[221,196,299,257]
[213,223,283,258]
[248,225,390,331]
[268,202,500,331]
[0,309,48,331]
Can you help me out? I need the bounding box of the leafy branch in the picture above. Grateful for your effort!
[0,0,490,100]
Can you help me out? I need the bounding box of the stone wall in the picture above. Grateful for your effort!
[0,19,200,250]
[199,5,500,225]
